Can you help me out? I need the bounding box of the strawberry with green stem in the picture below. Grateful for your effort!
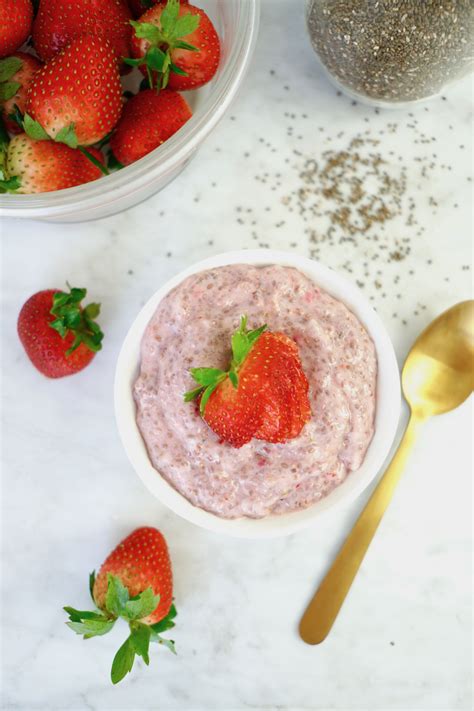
[25,35,123,148]
[6,134,106,193]
[64,527,176,685]
[127,0,220,91]
[184,316,312,448]
[0,53,43,134]
[17,285,104,377]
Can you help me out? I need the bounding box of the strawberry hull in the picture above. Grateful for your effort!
[133,265,377,519]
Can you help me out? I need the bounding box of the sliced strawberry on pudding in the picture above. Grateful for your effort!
[184,316,311,448]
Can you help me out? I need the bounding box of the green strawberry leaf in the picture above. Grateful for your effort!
[111,636,135,684]
[55,123,78,149]
[122,56,144,67]
[0,175,20,193]
[49,286,104,355]
[123,587,160,621]
[64,606,115,638]
[199,382,219,414]
[183,385,204,402]
[78,147,109,176]
[7,104,24,130]
[89,571,96,602]
[231,316,267,368]
[107,150,124,172]
[160,0,180,35]
[174,40,199,52]
[189,368,227,387]
[130,622,151,664]
[172,13,200,40]
[149,604,177,633]
[23,113,49,141]
[0,115,10,152]
[105,574,130,617]
[130,20,162,45]
[63,606,106,622]
[184,316,267,414]
[146,46,167,73]
[150,633,177,655]
[67,617,115,639]
[0,56,22,82]
[169,62,188,77]
[0,81,21,101]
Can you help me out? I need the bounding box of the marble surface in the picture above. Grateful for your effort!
[1,1,472,709]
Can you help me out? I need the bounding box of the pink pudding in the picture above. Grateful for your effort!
[133,264,377,519]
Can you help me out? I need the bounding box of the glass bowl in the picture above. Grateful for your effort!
[0,0,260,222]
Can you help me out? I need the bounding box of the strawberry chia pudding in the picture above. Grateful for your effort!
[133,265,377,519]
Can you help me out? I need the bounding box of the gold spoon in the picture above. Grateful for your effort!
[299,300,474,645]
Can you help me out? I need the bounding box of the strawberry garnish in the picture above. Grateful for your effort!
[127,0,220,91]
[17,286,104,377]
[184,317,312,448]
[25,35,123,147]
[0,0,33,59]
[64,527,176,685]
[109,88,191,166]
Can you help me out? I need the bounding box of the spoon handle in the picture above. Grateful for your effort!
[299,415,421,645]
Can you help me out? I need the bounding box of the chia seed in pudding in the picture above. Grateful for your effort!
[134,265,377,519]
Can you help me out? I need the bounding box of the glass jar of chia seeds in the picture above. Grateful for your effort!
[306,0,474,106]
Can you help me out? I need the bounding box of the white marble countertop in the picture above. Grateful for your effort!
[1,1,472,709]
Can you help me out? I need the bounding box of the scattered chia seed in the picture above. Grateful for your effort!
[307,0,474,103]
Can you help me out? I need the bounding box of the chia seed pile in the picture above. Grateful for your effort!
[307,0,474,102]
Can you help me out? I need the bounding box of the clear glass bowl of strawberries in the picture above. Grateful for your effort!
[0,0,259,221]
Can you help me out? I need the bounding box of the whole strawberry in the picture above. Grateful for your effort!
[25,35,123,146]
[0,53,43,133]
[17,286,104,377]
[64,527,176,685]
[185,316,312,448]
[129,0,220,91]
[110,88,191,166]
[0,0,33,58]
[6,134,105,193]
[33,0,133,63]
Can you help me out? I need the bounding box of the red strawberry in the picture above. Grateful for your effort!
[64,527,177,685]
[6,134,105,193]
[0,0,33,59]
[1,53,43,133]
[93,528,173,625]
[127,0,188,20]
[185,317,311,448]
[17,286,104,377]
[130,0,220,91]
[25,35,123,146]
[110,88,191,166]
[32,0,133,63]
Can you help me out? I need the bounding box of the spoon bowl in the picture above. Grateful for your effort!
[402,301,474,418]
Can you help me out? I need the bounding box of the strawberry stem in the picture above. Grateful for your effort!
[49,286,104,355]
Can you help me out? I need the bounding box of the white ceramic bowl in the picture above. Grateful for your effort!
[0,0,259,222]
[115,250,401,538]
